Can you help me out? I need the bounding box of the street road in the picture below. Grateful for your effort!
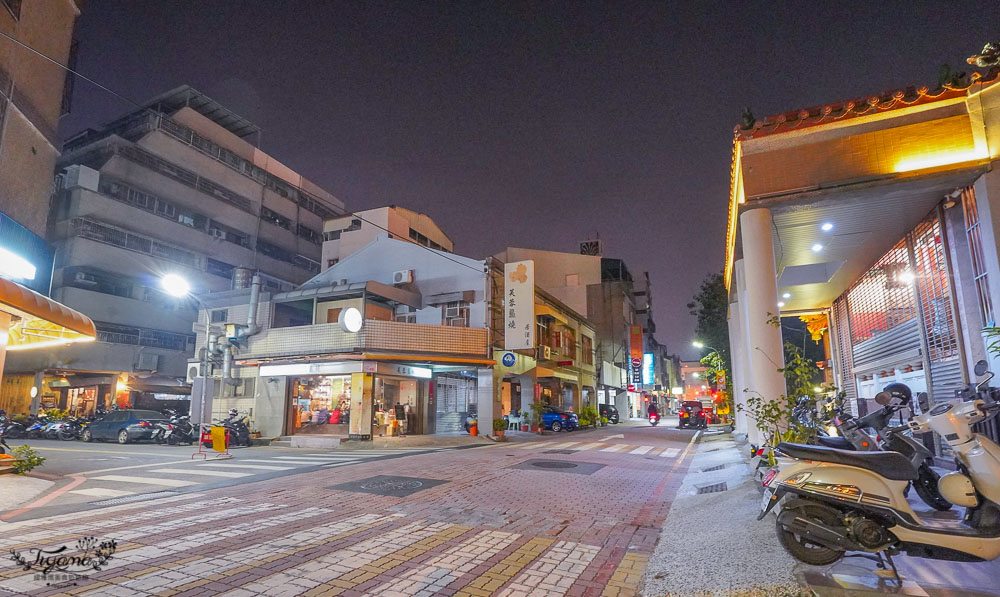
[0,422,696,596]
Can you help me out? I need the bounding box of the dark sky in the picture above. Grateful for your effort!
[60,1,996,359]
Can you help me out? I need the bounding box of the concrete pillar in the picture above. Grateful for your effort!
[970,175,1000,373]
[728,259,750,436]
[476,367,495,437]
[30,370,44,415]
[349,372,374,440]
[739,208,787,445]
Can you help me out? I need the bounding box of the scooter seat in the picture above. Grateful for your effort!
[816,436,853,450]
[776,442,917,481]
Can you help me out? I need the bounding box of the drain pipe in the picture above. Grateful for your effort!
[222,273,263,386]
[222,346,238,386]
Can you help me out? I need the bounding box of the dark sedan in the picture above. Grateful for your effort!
[597,404,620,424]
[81,409,168,444]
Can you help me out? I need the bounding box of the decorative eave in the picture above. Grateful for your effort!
[734,67,1000,140]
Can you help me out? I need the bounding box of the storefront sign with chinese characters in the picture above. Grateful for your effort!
[504,260,535,350]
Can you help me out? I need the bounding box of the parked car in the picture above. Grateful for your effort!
[597,404,620,424]
[541,405,578,432]
[678,401,707,429]
[81,409,169,444]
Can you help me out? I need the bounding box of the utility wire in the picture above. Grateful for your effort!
[0,29,487,275]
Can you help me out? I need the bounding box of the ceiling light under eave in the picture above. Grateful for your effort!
[821,222,833,232]
[782,292,791,299]
[777,301,786,308]
[811,243,823,252]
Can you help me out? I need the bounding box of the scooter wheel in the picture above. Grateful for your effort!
[775,503,845,565]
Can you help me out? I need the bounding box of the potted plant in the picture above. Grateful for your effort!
[520,409,530,432]
[600,416,609,427]
[528,403,545,433]
[493,418,506,438]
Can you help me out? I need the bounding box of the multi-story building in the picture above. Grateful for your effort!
[0,0,96,417]
[192,234,491,445]
[5,86,345,414]
[321,205,452,269]
[724,66,1000,445]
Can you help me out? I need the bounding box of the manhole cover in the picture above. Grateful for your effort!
[531,461,578,469]
[702,464,725,472]
[328,475,448,497]
[543,449,576,455]
[508,459,605,475]
[360,478,423,491]
[696,482,728,494]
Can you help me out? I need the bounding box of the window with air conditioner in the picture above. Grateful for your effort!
[395,305,417,324]
[211,309,228,323]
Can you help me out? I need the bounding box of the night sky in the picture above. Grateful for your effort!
[60,1,996,359]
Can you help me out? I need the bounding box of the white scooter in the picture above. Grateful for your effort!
[760,360,1000,575]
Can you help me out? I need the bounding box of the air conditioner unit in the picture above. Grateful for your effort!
[74,272,98,285]
[186,362,204,384]
[392,269,413,285]
[448,318,467,327]
[211,229,226,240]
[537,346,551,360]
[445,305,461,318]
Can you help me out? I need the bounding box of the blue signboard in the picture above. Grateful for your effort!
[0,211,52,294]
[501,352,516,367]
[642,353,654,385]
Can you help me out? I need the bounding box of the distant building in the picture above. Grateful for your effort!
[0,1,96,418]
[6,86,345,414]
[321,205,452,269]
[680,361,709,402]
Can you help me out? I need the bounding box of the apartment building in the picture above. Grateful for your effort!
[321,205,452,269]
[5,86,345,414]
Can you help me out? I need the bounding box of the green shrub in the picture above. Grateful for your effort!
[600,416,609,425]
[493,418,507,432]
[11,445,45,475]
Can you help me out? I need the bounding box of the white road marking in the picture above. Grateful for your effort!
[152,468,252,478]
[518,442,548,450]
[600,434,625,441]
[572,442,605,451]
[546,442,578,449]
[600,444,627,452]
[196,463,295,471]
[271,456,353,461]
[661,448,680,458]
[630,446,653,455]
[232,459,324,465]
[68,488,135,498]
[89,475,199,487]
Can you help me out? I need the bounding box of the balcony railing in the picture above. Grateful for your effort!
[242,320,489,360]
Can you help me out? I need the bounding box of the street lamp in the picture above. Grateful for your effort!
[692,340,720,353]
[161,274,211,429]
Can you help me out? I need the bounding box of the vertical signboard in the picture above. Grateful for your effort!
[504,260,535,350]
[629,325,643,384]
[642,353,654,385]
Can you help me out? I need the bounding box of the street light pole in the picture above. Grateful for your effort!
[161,274,212,429]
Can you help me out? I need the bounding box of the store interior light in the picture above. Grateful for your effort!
[811,243,823,252]
[897,270,916,285]
[782,292,791,299]
[821,222,833,232]
[777,301,785,308]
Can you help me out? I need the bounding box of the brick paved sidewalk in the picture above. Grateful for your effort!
[0,429,696,597]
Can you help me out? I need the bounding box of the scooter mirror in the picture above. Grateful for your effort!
[975,359,989,377]
[874,391,892,406]
[916,392,930,412]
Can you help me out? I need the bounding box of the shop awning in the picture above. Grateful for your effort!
[535,305,568,324]
[535,366,578,381]
[0,277,97,351]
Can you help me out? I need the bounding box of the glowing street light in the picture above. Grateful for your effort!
[161,274,210,430]
[160,273,192,298]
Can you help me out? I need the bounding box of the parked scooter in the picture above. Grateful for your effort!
[163,413,196,445]
[0,414,27,439]
[761,359,1000,573]
[201,409,252,448]
[56,416,91,441]
[24,416,49,439]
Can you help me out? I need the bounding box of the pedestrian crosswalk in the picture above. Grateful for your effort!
[68,448,453,501]
[514,440,684,458]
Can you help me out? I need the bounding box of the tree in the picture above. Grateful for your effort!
[686,272,731,376]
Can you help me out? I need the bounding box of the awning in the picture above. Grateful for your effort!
[0,277,96,351]
[535,305,568,324]
[534,366,578,381]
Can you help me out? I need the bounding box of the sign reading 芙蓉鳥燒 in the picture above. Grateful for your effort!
[504,260,535,350]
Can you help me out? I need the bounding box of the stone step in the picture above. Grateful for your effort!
[270,440,292,448]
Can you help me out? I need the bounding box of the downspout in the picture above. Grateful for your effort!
[223,273,263,386]
[246,274,262,336]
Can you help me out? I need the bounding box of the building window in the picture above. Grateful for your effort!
[444,301,469,327]
[323,230,342,241]
[395,305,417,324]
[963,186,994,325]
[581,335,594,365]
[261,207,292,230]
[211,309,228,323]
[206,258,234,279]
[327,258,339,268]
